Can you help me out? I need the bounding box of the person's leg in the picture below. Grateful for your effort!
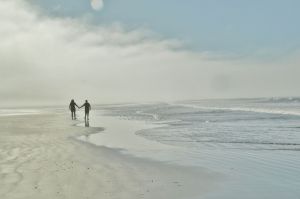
[72,111,75,120]
[74,110,76,119]
[71,111,73,120]
[87,112,89,120]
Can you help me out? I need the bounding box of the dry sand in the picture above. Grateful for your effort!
[0,112,220,199]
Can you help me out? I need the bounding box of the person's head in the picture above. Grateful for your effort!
[71,99,74,103]
[85,100,88,103]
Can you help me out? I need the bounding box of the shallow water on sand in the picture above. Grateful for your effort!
[80,98,300,199]
[0,109,40,117]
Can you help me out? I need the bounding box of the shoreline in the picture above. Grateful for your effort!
[0,111,221,199]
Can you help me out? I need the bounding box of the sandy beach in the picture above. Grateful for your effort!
[1,0,299,198]
[0,111,219,199]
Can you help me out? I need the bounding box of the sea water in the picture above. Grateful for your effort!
[84,98,300,199]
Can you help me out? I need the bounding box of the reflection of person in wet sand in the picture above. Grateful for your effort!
[69,99,79,120]
[85,120,90,127]
[80,100,91,121]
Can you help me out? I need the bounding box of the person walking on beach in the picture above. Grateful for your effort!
[80,100,91,121]
[69,99,79,120]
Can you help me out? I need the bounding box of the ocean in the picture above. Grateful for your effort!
[82,97,300,199]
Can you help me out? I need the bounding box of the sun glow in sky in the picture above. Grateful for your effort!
[90,0,103,10]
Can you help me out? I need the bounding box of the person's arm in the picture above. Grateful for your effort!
[75,103,80,108]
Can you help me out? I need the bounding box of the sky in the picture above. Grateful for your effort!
[37,0,300,54]
[0,0,300,106]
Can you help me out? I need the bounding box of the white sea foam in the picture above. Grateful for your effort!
[136,110,160,120]
[175,103,300,116]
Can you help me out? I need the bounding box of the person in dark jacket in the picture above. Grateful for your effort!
[80,100,91,121]
[69,99,79,120]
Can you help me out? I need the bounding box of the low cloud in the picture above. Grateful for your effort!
[0,0,299,106]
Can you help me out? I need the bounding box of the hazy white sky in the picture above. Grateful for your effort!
[0,0,299,106]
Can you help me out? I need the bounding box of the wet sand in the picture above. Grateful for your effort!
[0,112,219,199]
